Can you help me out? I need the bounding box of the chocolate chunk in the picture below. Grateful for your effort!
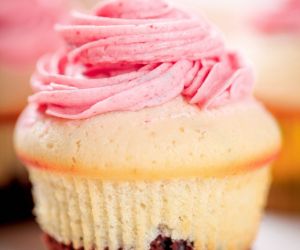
[150,235,194,250]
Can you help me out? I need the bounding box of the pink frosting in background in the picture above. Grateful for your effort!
[0,0,67,68]
[30,0,253,120]
[252,0,300,34]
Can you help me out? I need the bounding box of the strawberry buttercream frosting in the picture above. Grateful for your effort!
[29,0,254,119]
[252,0,300,34]
[0,0,67,67]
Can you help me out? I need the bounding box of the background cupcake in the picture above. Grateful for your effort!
[0,0,67,223]
[238,0,300,212]
[15,0,280,249]
[170,0,264,42]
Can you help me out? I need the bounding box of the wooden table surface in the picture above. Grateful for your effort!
[1,212,300,250]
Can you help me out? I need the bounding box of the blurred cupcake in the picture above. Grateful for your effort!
[170,0,263,42]
[244,0,300,212]
[15,0,280,249]
[0,0,67,222]
[71,0,99,10]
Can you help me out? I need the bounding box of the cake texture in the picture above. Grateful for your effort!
[247,0,300,212]
[15,0,280,249]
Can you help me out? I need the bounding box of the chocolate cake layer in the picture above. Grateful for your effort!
[44,234,194,250]
[0,179,33,223]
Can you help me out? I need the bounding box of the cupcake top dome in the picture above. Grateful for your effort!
[30,0,253,119]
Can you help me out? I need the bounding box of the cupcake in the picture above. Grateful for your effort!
[170,0,264,42]
[0,0,67,222]
[242,0,300,212]
[14,0,280,249]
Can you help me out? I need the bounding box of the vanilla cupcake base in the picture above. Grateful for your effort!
[30,166,270,250]
[15,99,280,248]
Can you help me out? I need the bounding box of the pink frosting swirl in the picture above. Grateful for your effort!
[252,0,300,34]
[0,0,67,67]
[29,0,253,119]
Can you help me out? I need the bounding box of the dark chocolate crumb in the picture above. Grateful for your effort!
[150,235,194,250]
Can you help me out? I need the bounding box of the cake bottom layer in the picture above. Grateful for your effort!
[30,166,270,250]
[0,179,33,223]
[44,234,194,250]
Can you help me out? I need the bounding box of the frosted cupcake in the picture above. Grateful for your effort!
[15,0,280,249]
[0,0,67,222]
[243,0,300,212]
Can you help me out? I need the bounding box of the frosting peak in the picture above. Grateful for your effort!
[30,0,253,119]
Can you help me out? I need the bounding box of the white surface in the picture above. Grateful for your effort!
[254,213,300,250]
[0,213,300,250]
